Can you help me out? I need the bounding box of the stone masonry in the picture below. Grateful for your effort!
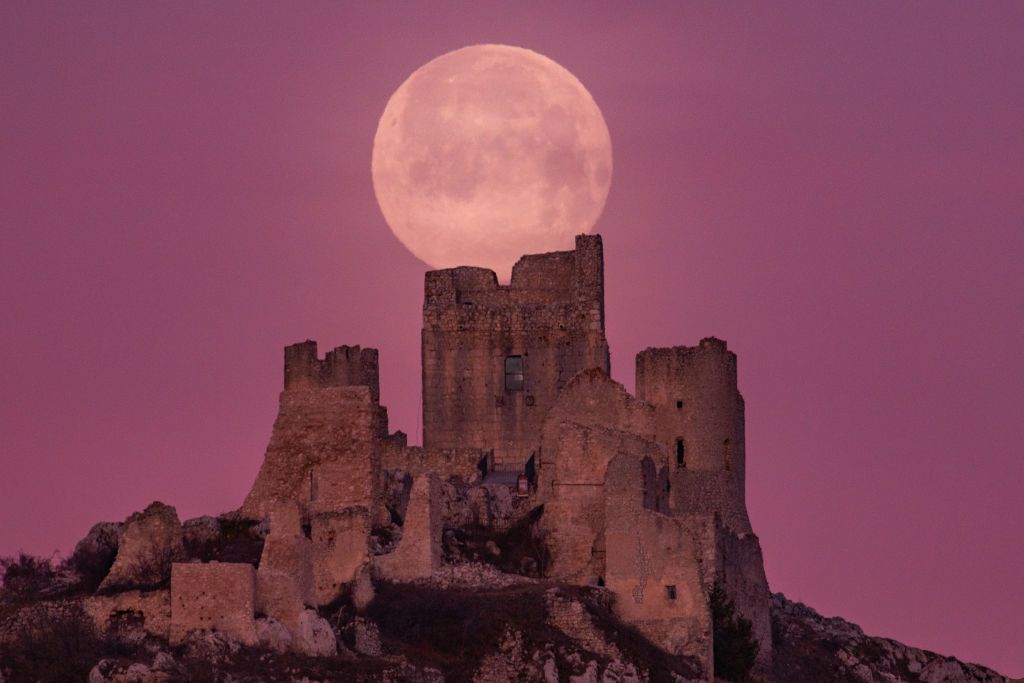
[169,562,257,646]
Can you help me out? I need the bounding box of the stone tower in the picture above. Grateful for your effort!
[421,234,609,467]
[635,338,750,533]
[239,341,390,520]
[635,338,771,669]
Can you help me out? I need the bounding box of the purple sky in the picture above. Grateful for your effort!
[2,2,1022,676]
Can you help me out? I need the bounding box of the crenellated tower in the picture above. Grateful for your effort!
[421,234,610,467]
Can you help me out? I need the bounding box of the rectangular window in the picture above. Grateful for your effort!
[666,585,677,600]
[505,356,524,392]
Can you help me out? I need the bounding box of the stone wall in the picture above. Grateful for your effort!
[714,524,772,670]
[169,562,257,646]
[83,589,171,640]
[539,419,667,584]
[422,235,610,467]
[380,441,486,481]
[603,452,712,678]
[311,507,369,605]
[240,385,381,519]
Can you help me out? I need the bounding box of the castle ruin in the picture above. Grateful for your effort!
[81,234,772,681]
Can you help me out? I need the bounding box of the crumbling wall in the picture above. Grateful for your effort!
[422,235,610,467]
[169,562,257,646]
[311,507,369,606]
[83,588,171,639]
[284,340,380,400]
[380,441,486,481]
[684,513,773,672]
[539,419,666,584]
[375,475,443,581]
[603,452,712,678]
[255,505,313,630]
[542,368,656,442]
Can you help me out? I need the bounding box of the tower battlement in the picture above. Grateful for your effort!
[283,340,380,401]
[423,234,604,325]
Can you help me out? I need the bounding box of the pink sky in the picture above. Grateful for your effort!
[2,2,1022,676]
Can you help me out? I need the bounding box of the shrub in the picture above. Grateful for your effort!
[0,602,139,683]
[367,581,560,679]
[0,554,60,604]
[185,517,264,565]
[711,583,760,682]
[63,541,118,594]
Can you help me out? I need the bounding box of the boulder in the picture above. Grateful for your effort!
[351,563,375,613]
[99,502,184,593]
[294,609,337,657]
[255,616,293,654]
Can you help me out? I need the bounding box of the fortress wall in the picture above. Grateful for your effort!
[311,507,369,606]
[239,384,382,520]
[539,419,666,583]
[542,368,656,442]
[255,505,314,630]
[169,562,257,646]
[380,441,485,481]
[422,235,609,467]
[604,452,711,677]
[714,524,773,670]
[671,470,752,535]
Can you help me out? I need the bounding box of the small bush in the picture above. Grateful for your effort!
[711,584,760,682]
[185,518,264,565]
[0,602,139,683]
[0,554,60,604]
[367,581,561,680]
[63,540,118,594]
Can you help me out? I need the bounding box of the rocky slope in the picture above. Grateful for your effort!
[770,593,1008,683]
[2,573,1012,682]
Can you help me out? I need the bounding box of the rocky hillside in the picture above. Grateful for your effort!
[770,593,1008,683]
[1,564,1012,682]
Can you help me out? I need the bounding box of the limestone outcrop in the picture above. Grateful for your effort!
[98,503,184,593]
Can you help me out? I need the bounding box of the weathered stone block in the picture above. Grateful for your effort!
[99,502,184,593]
[375,475,443,581]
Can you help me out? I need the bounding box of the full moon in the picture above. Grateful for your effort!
[371,44,613,281]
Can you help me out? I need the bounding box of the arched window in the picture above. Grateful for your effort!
[675,438,685,468]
